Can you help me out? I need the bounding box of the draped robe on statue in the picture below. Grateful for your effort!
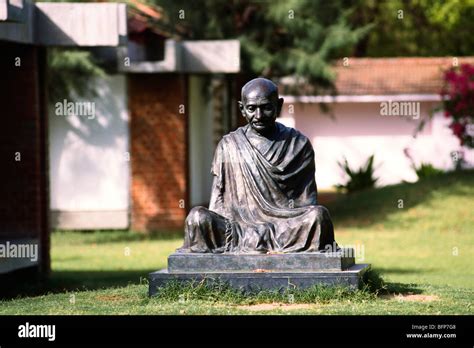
[179,122,336,254]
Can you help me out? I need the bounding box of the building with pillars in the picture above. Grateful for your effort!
[0,0,240,277]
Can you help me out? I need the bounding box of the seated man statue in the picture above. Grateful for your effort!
[179,78,336,254]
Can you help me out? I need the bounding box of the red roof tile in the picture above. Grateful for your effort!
[333,57,474,95]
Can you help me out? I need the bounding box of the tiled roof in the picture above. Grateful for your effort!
[127,0,178,38]
[333,57,474,95]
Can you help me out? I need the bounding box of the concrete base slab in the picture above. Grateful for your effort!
[149,264,370,295]
[168,249,355,273]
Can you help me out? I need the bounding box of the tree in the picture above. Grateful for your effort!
[347,0,474,57]
[148,0,373,92]
[47,48,106,103]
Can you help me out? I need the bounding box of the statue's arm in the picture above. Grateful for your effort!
[209,174,224,213]
[208,140,226,215]
[300,137,318,206]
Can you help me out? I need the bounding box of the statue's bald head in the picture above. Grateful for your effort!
[241,78,279,102]
[238,78,284,136]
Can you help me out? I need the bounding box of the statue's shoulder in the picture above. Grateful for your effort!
[276,122,311,145]
[219,126,246,143]
[214,127,244,152]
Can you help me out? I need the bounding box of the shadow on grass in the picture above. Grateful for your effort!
[52,229,183,245]
[364,268,423,296]
[375,267,437,275]
[384,282,423,295]
[0,269,153,300]
[49,270,154,291]
[326,170,474,229]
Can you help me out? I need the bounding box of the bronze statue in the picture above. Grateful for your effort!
[179,78,336,254]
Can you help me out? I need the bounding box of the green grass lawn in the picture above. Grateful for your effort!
[1,170,473,314]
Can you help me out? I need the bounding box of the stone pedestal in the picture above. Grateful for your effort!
[149,249,370,295]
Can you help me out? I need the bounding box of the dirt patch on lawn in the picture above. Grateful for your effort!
[382,294,439,302]
[397,294,439,302]
[237,303,317,311]
[95,294,126,302]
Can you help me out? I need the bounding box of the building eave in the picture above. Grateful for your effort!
[281,94,442,103]
[0,1,127,46]
[120,39,240,74]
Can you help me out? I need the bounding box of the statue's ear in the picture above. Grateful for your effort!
[238,101,245,117]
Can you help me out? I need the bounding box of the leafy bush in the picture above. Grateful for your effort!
[413,163,444,179]
[403,148,445,180]
[441,64,474,148]
[336,155,378,193]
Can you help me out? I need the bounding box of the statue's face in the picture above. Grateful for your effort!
[239,89,283,135]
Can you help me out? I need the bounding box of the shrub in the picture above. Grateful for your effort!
[441,63,474,148]
[336,155,378,193]
[413,163,444,180]
[404,148,444,180]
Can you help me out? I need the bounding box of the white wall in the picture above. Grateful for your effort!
[49,75,130,229]
[188,75,214,206]
[279,101,473,189]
